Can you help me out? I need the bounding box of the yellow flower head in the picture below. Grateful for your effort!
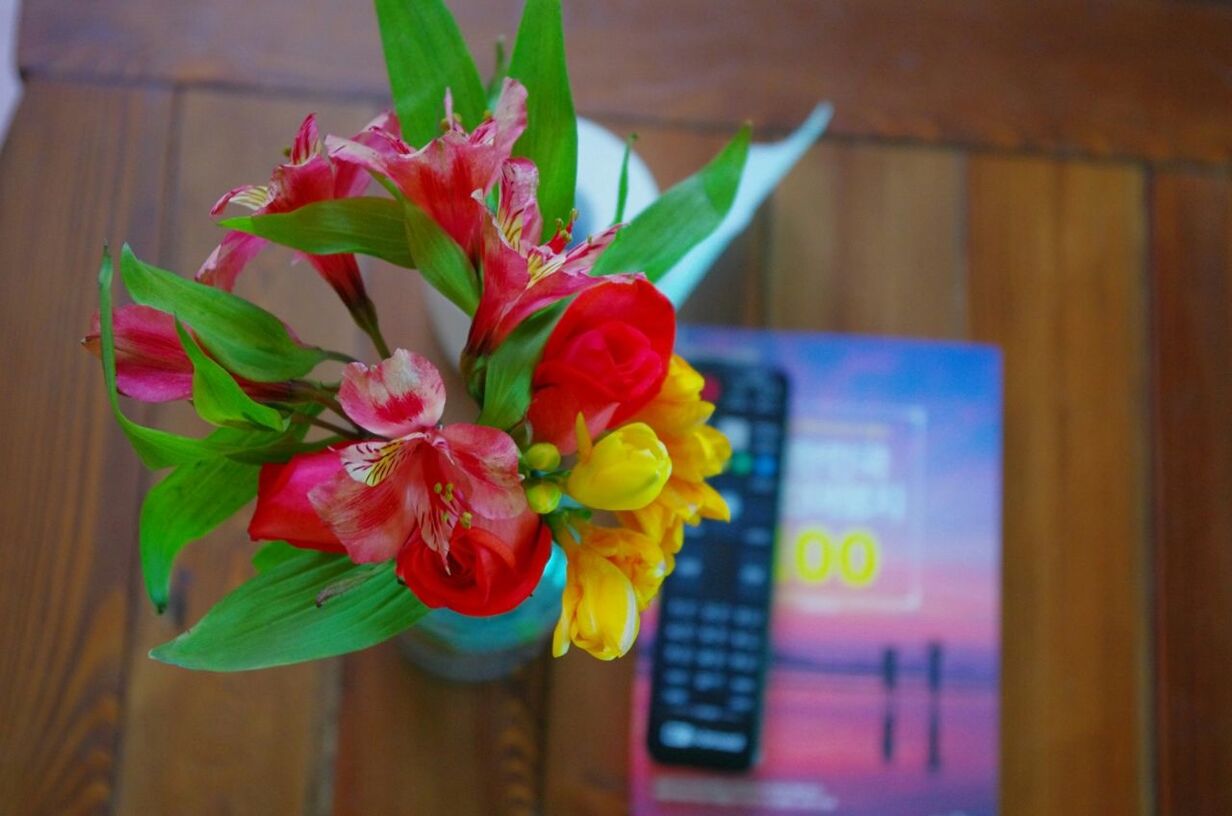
[552,544,640,661]
[566,415,671,511]
[578,522,668,611]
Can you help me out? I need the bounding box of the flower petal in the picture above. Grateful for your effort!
[340,437,418,487]
[437,424,527,519]
[248,450,346,553]
[338,349,446,437]
[309,456,417,563]
[84,305,194,403]
[497,158,543,251]
[196,231,269,291]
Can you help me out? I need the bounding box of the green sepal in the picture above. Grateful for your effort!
[477,303,564,430]
[175,319,286,432]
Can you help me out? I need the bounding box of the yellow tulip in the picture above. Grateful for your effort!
[552,545,640,660]
[566,415,671,511]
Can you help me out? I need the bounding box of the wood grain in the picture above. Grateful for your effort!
[0,80,172,816]
[765,143,968,338]
[1151,170,1232,816]
[112,90,376,816]
[968,157,1150,815]
[19,0,1232,163]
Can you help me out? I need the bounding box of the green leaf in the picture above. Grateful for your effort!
[97,250,262,469]
[591,125,751,281]
[375,0,486,147]
[140,435,263,612]
[150,551,428,671]
[119,246,329,382]
[404,199,479,315]
[613,134,635,225]
[175,320,286,431]
[252,541,301,573]
[478,304,564,429]
[220,198,414,268]
[508,0,576,229]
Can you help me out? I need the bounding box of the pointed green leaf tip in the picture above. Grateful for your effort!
[592,124,752,281]
[375,0,486,147]
[508,0,577,229]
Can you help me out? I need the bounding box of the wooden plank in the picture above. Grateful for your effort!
[764,143,967,338]
[1151,170,1232,816]
[113,90,377,816]
[19,0,1232,163]
[0,80,172,815]
[967,157,1149,814]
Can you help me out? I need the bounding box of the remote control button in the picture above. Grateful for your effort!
[661,687,689,706]
[697,625,728,645]
[695,649,725,669]
[720,490,743,521]
[667,598,698,618]
[662,644,694,665]
[700,603,733,623]
[753,454,778,477]
[733,606,765,627]
[730,630,761,651]
[663,622,696,642]
[729,695,756,713]
[728,652,760,673]
[693,671,726,692]
[738,562,769,588]
[717,417,750,451]
[730,675,757,694]
[674,555,703,579]
[663,668,691,686]
[743,527,773,547]
[689,704,724,722]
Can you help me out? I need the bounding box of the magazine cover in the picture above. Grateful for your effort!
[631,326,1003,815]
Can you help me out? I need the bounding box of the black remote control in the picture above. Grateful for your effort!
[646,361,789,771]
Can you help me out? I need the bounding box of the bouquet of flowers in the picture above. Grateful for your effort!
[86,0,750,670]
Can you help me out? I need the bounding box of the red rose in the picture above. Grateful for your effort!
[396,508,552,616]
[248,450,346,553]
[528,276,675,453]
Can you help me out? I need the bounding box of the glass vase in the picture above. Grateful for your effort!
[397,544,566,682]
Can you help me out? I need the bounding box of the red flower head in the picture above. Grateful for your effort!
[269,349,550,616]
[327,80,527,260]
[528,277,676,453]
[198,110,399,329]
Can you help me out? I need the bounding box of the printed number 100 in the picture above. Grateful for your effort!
[791,527,881,587]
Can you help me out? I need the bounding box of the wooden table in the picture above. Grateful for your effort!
[2,2,1230,814]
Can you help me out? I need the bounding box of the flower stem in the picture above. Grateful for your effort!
[307,415,363,439]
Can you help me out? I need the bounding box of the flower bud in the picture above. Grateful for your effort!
[523,441,562,472]
[525,480,563,514]
[566,417,671,512]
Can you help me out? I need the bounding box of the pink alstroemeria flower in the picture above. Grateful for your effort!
[82,304,290,404]
[327,79,527,261]
[466,159,621,355]
[199,111,398,335]
[309,349,527,564]
[329,80,624,357]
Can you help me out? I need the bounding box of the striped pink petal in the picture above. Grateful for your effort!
[337,349,445,438]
